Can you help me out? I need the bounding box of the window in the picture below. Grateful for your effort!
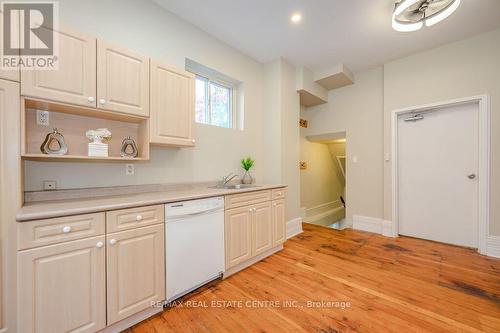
[186,59,242,129]
[195,76,233,128]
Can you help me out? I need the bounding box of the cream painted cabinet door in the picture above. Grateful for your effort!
[252,202,273,255]
[18,236,106,333]
[0,10,20,82]
[225,207,253,269]
[97,40,149,116]
[106,224,165,324]
[21,26,97,107]
[272,199,286,245]
[150,60,195,146]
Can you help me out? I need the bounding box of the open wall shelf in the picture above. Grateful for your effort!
[21,98,150,162]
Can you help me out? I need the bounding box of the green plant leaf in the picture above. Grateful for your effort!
[241,157,255,171]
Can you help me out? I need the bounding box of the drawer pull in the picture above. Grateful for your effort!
[96,241,104,248]
[62,226,72,233]
[109,239,117,245]
[136,215,143,221]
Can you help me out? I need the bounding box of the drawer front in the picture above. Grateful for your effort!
[18,213,105,250]
[106,205,164,233]
[271,188,287,200]
[225,190,271,210]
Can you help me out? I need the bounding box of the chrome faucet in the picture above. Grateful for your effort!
[221,172,238,186]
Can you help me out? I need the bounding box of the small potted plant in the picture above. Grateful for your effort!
[241,157,255,184]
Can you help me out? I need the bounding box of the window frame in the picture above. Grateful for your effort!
[194,74,237,129]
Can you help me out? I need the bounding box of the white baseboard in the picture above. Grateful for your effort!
[286,217,303,239]
[486,235,500,258]
[352,215,396,238]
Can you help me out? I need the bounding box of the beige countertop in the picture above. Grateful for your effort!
[17,183,287,222]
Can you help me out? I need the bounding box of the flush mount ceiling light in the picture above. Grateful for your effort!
[392,0,461,32]
[291,13,302,24]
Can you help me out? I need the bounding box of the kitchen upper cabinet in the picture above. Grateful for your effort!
[106,224,165,324]
[18,236,106,333]
[225,206,253,269]
[0,10,20,82]
[21,26,97,107]
[97,40,150,117]
[150,60,195,147]
[253,202,273,255]
[272,199,286,246]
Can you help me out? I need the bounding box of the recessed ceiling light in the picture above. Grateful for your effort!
[291,13,302,24]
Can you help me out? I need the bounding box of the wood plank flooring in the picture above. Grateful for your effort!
[129,223,500,333]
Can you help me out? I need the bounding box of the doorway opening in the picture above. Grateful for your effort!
[300,131,347,229]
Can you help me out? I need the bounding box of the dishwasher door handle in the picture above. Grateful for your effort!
[167,206,222,220]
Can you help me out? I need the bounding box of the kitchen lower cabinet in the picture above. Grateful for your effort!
[225,206,253,268]
[18,236,106,333]
[272,199,286,245]
[106,224,165,324]
[225,190,286,270]
[253,202,273,255]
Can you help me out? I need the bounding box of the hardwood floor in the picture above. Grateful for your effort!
[129,223,500,333]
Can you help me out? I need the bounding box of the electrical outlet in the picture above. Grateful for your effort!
[43,180,57,191]
[36,110,50,126]
[126,164,135,176]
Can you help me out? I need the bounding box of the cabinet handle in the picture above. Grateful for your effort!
[96,241,104,248]
[192,139,196,144]
[273,203,277,207]
[99,98,106,105]
[62,226,71,233]
[109,239,117,245]
[88,96,95,103]
[248,208,253,212]
[136,215,143,221]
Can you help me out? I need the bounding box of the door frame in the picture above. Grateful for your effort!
[391,95,490,254]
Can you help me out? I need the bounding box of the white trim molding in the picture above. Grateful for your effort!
[352,215,396,238]
[286,217,303,239]
[391,95,490,255]
[486,236,500,258]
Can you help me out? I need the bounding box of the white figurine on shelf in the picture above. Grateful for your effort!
[86,128,112,157]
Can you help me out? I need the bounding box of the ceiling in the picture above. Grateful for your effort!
[152,0,500,73]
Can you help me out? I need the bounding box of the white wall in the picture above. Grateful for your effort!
[303,67,385,224]
[262,58,301,221]
[25,0,265,191]
[299,139,343,210]
[383,28,500,236]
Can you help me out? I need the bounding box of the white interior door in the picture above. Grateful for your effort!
[398,102,479,248]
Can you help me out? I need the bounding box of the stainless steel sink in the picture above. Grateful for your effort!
[209,184,261,190]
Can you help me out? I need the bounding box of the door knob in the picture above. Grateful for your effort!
[467,174,476,180]
[109,239,117,245]
[96,241,104,248]
[99,98,106,105]
[88,96,95,103]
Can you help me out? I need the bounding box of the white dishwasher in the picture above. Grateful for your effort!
[165,196,225,302]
